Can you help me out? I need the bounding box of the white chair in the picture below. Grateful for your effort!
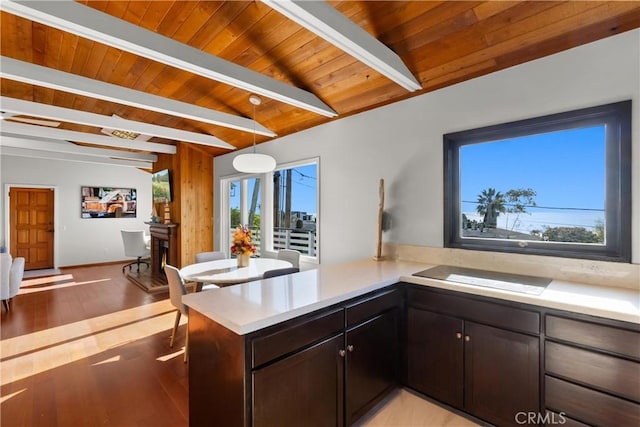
[164,264,190,363]
[121,230,150,273]
[1,254,25,312]
[277,249,301,269]
[195,251,226,263]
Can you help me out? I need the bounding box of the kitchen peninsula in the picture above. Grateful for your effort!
[183,258,640,427]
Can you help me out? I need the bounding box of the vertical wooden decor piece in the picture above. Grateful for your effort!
[374,178,384,261]
[163,202,171,224]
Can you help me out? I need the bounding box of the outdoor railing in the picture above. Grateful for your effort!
[229,227,317,257]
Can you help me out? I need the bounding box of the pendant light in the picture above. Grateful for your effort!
[233,95,276,173]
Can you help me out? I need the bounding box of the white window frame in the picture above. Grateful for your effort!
[220,157,320,264]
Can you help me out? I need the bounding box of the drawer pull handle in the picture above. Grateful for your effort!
[456,332,462,339]
[464,335,470,342]
[339,349,346,357]
[347,345,354,352]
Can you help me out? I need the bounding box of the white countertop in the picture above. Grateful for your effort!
[182,259,640,335]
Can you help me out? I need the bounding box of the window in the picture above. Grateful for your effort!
[220,158,319,260]
[271,161,318,258]
[227,176,263,256]
[444,101,631,262]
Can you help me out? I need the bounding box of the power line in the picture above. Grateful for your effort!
[292,180,315,189]
[292,168,316,180]
[461,200,604,212]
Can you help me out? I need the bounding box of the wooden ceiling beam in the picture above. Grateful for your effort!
[0,96,237,150]
[0,134,158,162]
[0,56,275,137]
[1,146,153,169]
[262,0,421,92]
[0,121,177,154]
[0,0,337,118]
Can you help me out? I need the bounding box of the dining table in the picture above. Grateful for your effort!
[180,257,293,289]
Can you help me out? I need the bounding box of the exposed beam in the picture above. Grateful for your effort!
[1,97,236,150]
[1,146,153,169]
[0,134,157,162]
[262,0,421,92]
[0,121,177,154]
[0,112,60,127]
[0,57,276,137]
[1,0,337,118]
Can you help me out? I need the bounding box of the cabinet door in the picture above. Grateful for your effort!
[252,334,344,427]
[464,322,539,427]
[345,309,399,425]
[406,308,464,408]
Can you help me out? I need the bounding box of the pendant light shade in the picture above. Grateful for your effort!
[233,153,277,173]
[233,95,276,173]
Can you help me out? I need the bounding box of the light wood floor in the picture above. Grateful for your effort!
[356,389,480,427]
[1,263,477,427]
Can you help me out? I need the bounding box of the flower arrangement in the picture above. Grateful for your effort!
[231,225,256,256]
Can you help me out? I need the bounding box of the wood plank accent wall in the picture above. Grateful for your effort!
[154,143,214,268]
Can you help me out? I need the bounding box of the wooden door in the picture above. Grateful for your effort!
[345,309,399,425]
[464,321,540,427]
[9,187,54,270]
[406,308,464,408]
[252,333,344,427]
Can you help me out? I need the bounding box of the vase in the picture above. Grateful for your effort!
[237,253,250,267]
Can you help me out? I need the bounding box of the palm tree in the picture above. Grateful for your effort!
[476,188,506,229]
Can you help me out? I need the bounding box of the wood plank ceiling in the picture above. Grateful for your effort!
[1,1,639,165]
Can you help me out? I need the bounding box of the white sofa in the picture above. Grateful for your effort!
[1,253,25,311]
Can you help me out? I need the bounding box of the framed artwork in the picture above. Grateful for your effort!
[152,169,172,203]
[81,186,137,218]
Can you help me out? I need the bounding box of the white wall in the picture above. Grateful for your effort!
[215,29,640,265]
[0,156,152,267]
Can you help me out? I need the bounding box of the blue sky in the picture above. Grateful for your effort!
[283,164,317,214]
[460,125,606,230]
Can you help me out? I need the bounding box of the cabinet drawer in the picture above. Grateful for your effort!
[546,315,640,359]
[407,287,539,334]
[252,308,344,368]
[545,376,640,426]
[345,288,401,328]
[546,341,640,401]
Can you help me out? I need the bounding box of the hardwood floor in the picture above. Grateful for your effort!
[1,263,477,427]
[1,263,188,427]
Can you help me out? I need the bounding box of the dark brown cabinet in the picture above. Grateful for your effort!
[189,287,400,427]
[464,322,539,426]
[252,288,400,427]
[544,314,640,426]
[189,279,638,427]
[252,300,400,427]
[345,309,399,425]
[407,308,463,407]
[253,334,345,427]
[406,286,540,427]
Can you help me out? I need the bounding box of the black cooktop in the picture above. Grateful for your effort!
[413,265,552,296]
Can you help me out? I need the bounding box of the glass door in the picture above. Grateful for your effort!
[227,177,262,257]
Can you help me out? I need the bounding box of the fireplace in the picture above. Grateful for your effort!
[148,223,178,280]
